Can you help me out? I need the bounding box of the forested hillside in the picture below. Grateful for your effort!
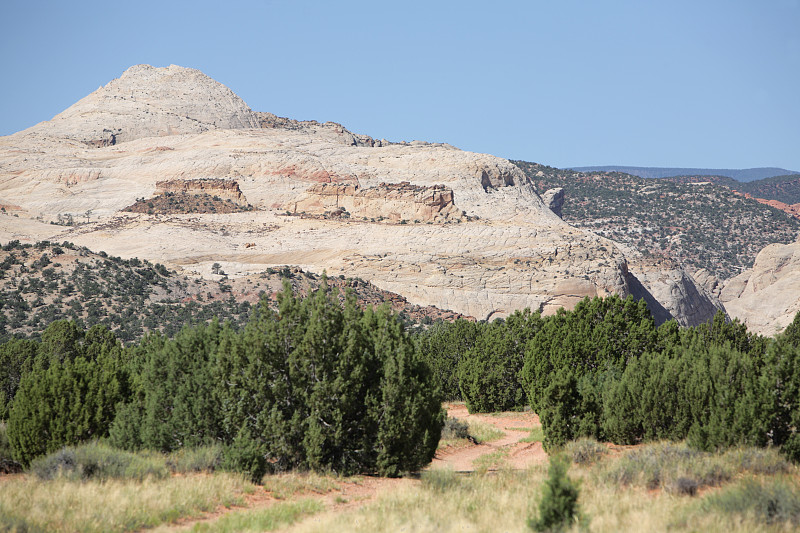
[515,162,800,280]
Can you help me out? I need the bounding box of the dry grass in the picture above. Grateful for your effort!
[189,499,323,532]
[260,471,346,500]
[0,473,252,532]
[279,443,800,533]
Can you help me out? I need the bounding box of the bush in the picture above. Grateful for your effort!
[7,325,125,465]
[459,310,541,413]
[166,444,223,473]
[704,477,800,526]
[440,417,470,441]
[416,319,479,401]
[217,280,443,477]
[221,425,268,484]
[600,442,731,493]
[529,457,581,532]
[564,438,607,465]
[29,442,168,481]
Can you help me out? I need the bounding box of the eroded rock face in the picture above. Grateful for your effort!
[155,179,247,205]
[0,64,716,325]
[288,182,464,222]
[542,187,564,218]
[721,239,800,336]
[629,264,724,327]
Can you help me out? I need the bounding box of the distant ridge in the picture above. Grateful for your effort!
[567,166,799,183]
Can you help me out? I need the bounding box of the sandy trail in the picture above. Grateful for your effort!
[150,404,547,532]
[430,403,547,472]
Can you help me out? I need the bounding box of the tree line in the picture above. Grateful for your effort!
[5,285,800,476]
[1,279,443,481]
[417,295,800,461]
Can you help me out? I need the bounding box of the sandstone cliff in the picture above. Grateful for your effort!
[0,64,718,325]
[720,238,800,336]
[288,182,464,223]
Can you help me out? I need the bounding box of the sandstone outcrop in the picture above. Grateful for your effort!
[154,178,247,204]
[628,264,724,327]
[288,182,464,222]
[542,187,564,218]
[0,64,719,325]
[720,238,800,336]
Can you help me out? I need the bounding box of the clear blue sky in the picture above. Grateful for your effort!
[2,0,798,170]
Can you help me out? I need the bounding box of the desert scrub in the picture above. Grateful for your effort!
[440,417,470,441]
[473,448,510,474]
[702,477,800,526]
[190,499,323,532]
[166,444,223,473]
[600,442,730,494]
[438,417,503,449]
[719,446,791,476]
[0,473,251,532]
[30,442,168,482]
[286,468,546,533]
[421,468,461,493]
[261,471,341,500]
[564,438,607,465]
[599,442,795,497]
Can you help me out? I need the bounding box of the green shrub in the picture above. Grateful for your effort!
[29,442,168,481]
[0,423,11,460]
[416,319,479,401]
[704,477,800,525]
[217,280,443,477]
[529,457,581,532]
[221,425,268,484]
[459,310,541,413]
[7,325,126,465]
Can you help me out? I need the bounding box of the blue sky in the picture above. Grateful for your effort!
[1,1,798,170]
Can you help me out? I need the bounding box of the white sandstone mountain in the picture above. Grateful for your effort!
[0,64,722,325]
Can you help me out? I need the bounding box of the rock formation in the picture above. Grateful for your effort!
[0,64,720,325]
[720,238,800,336]
[542,187,564,218]
[287,182,464,223]
[154,178,247,204]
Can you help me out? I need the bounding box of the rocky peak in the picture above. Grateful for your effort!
[20,64,261,146]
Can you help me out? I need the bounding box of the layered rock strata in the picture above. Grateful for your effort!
[0,64,720,325]
[288,182,463,222]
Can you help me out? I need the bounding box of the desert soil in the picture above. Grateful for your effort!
[152,403,547,532]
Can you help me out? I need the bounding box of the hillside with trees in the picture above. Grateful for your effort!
[2,282,443,480]
[514,161,800,280]
[0,241,465,344]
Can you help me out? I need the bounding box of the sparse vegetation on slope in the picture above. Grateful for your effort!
[0,241,466,344]
[123,192,255,215]
[514,161,800,280]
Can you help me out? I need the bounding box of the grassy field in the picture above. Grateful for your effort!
[2,428,800,532]
[280,443,800,533]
